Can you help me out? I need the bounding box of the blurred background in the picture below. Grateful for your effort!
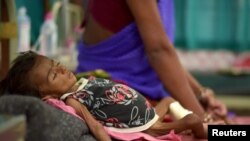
[175,0,250,52]
[1,0,250,114]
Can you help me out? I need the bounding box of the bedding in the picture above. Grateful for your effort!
[1,95,249,141]
[0,95,96,141]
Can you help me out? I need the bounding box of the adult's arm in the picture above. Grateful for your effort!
[126,0,204,117]
[185,69,227,118]
[65,98,111,141]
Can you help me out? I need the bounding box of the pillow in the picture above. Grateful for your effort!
[0,95,96,141]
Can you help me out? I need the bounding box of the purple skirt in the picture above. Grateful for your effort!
[76,0,175,100]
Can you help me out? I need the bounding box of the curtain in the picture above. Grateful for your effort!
[174,0,250,52]
[15,0,44,44]
[15,0,57,44]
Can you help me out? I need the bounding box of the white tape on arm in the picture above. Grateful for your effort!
[169,101,193,120]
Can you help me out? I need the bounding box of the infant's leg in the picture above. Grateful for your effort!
[152,97,207,138]
[154,97,175,121]
[144,114,207,139]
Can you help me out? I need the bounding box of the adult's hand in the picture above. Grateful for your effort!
[201,88,228,119]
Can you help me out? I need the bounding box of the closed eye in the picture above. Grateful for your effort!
[52,62,61,80]
[53,73,57,80]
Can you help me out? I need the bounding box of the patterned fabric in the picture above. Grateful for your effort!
[61,77,158,133]
[76,0,175,100]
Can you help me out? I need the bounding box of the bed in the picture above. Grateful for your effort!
[1,94,250,141]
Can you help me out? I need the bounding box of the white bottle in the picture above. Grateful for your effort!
[17,7,31,52]
[39,12,58,57]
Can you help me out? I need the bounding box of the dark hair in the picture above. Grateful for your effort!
[0,51,41,97]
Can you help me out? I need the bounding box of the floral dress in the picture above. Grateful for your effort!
[60,77,158,133]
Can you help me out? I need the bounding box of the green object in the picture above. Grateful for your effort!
[15,0,250,52]
[15,0,44,44]
[76,69,111,80]
[192,71,250,95]
[15,0,57,45]
[174,0,250,52]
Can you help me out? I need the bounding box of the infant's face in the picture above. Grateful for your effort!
[30,55,77,97]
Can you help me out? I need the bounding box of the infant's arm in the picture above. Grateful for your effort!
[65,98,111,141]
